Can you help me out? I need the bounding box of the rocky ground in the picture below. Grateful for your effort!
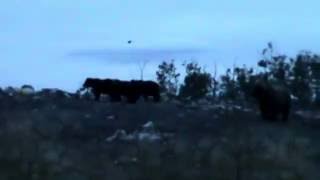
[0,87,320,180]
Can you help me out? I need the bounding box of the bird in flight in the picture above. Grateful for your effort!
[127,40,132,44]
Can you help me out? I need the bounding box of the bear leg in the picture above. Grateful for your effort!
[93,91,101,101]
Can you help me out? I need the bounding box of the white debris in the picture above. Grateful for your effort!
[138,132,161,142]
[233,105,242,110]
[131,157,138,162]
[106,129,128,142]
[106,121,171,143]
[107,129,136,142]
[242,108,253,112]
[138,121,162,142]
[290,94,298,100]
[107,115,115,120]
[211,104,226,110]
[142,121,154,129]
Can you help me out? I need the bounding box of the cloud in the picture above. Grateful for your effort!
[67,47,214,64]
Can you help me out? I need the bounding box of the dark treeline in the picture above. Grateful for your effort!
[156,42,320,107]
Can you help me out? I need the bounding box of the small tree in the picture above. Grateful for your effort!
[308,53,320,105]
[156,60,180,97]
[218,64,257,104]
[212,62,219,100]
[234,65,255,101]
[179,61,212,101]
[219,68,236,101]
[290,52,313,105]
[138,59,149,80]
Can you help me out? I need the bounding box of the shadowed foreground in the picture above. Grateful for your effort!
[0,92,320,180]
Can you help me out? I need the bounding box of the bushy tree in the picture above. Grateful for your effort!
[154,42,320,106]
[257,43,319,105]
[219,68,238,100]
[308,53,320,105]
[258,42,291,83]
[179,61,212,100]
[219,66,255,101]
[289,52,313,105]
[156,60,180,97]
[234,65,255,100]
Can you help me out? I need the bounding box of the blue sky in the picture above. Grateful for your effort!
[1,0,320,92]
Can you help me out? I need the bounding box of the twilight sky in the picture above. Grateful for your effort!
[1,0,320,92]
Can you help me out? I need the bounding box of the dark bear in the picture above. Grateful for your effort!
[82,78,161,103]
[82,78,121,102]
[129,80,161,103]
[251,79,291,122]
[115,80,139,103]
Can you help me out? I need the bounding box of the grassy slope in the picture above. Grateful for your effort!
[0,94,320,180]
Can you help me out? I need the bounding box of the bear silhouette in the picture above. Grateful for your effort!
[130,80,160,102]
[82,78,160,103]
[251,79,291,122]
[82,78,121,102]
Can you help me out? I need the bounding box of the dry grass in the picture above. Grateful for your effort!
[0,95,320,180]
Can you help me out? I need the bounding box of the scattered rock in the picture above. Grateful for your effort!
[291,94,299,101]
[20,84,35,95]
